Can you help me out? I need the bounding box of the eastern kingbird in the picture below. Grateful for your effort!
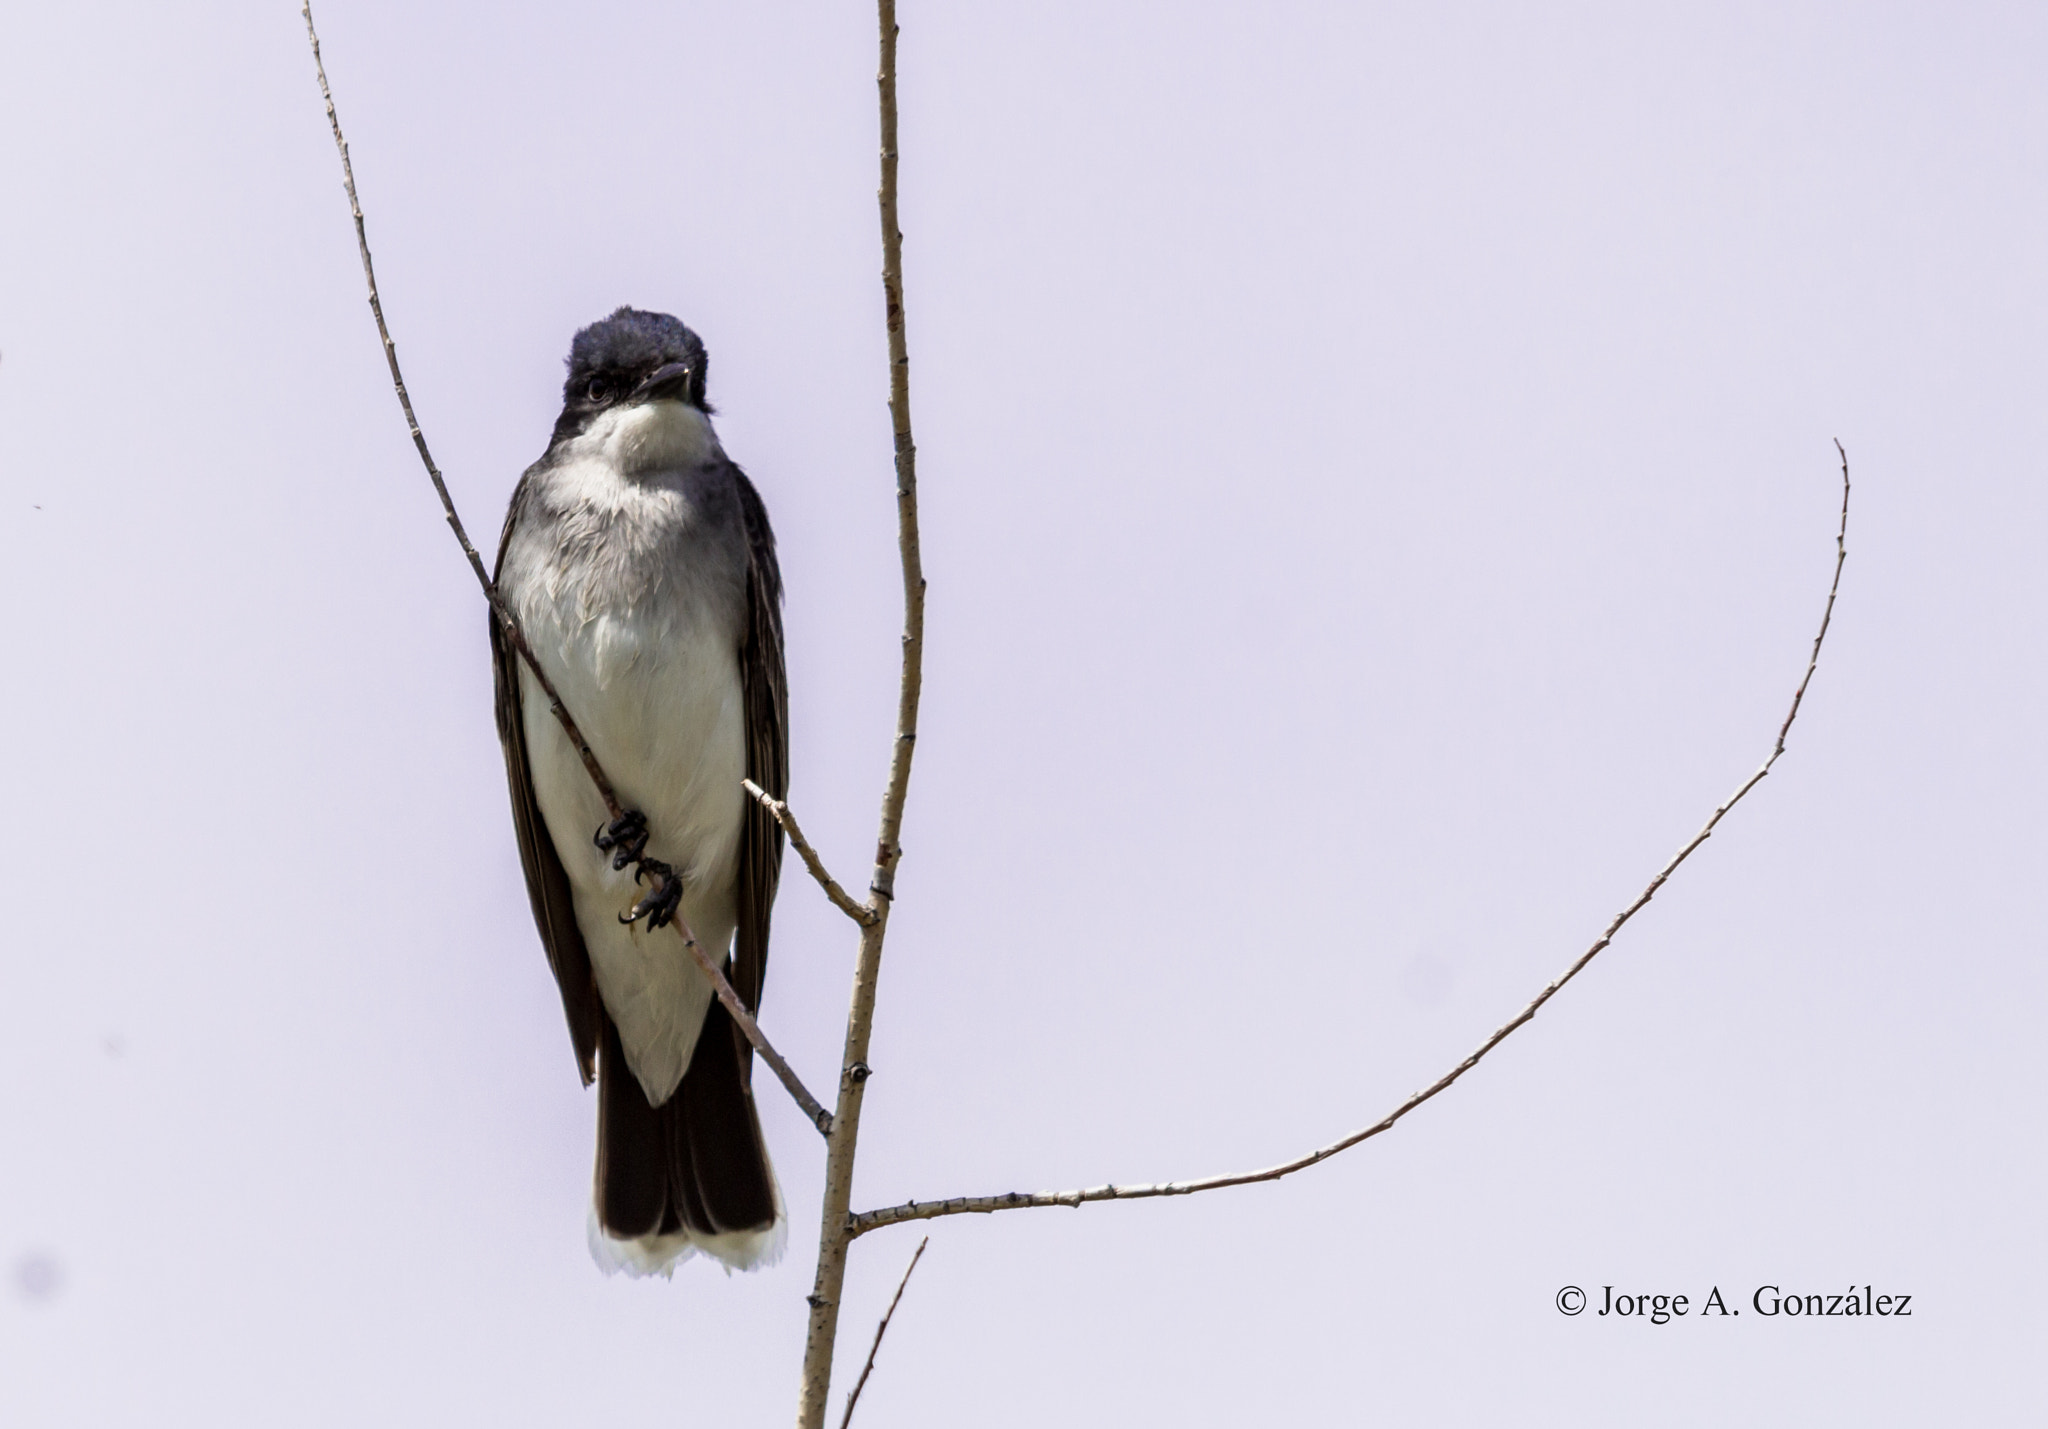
[491,307,787,1276]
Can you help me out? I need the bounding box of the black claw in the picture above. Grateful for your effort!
[619,857,683,929]
[594,810,651,870]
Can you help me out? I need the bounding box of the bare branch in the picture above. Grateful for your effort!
[668,908,834,1138]
[849,448,1852,1239]
[797,2,927,1422]
[303,0,826,1137]
[745,779,876,926]
[302,0,622,824]
[839,1237,930,1429]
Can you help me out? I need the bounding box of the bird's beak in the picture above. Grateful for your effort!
[634,362,696,404]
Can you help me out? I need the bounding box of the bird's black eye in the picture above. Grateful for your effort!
[586,377,614,403]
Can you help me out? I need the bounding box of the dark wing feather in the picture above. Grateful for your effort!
[491,476,603,1084]
[729,466,787,1031]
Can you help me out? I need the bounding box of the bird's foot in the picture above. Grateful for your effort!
[620,857,683,930]
[593,810,651,871]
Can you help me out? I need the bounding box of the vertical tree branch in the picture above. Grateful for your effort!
[797,1,924,1422]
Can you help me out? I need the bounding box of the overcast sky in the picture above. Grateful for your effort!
[2,1,2043,1423]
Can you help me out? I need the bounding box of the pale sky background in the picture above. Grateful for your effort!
[2,1,2043,1424]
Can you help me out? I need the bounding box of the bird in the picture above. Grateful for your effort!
[490,307,787,1277]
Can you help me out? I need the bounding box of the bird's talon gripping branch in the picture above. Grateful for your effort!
[620,857,684,929]
[593,810,651,871]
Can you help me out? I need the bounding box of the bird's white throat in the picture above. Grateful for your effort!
[584,398,719,474]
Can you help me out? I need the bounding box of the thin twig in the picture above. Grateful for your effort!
[849,448,1852,1238]
[665,907,834,1136]
[303,0,621,823]
[838,1237,930,1429]
[302,0,828,1138]
[745,779,877,926]
[796,2,927,1423]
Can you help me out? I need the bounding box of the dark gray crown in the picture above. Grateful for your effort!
[550,306,711,445]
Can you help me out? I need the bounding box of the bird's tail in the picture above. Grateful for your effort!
[590,1001,785,1277]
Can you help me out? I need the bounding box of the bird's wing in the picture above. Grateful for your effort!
[729,465,788,1028]
[491,476,603,1085]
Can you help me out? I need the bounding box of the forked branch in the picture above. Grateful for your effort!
[849,447,1852,1238]
[301,0,828,1139]
[307,0,1854,1416]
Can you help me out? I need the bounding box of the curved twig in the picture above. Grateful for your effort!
[849,447,1852,1238]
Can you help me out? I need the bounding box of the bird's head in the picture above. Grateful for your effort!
[549,307,713,452]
